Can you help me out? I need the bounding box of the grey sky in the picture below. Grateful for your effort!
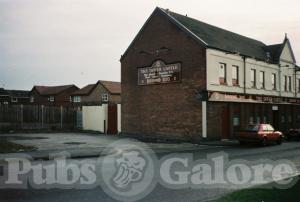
[1,0,300,90]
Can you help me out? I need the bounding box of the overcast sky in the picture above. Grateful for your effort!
[1,0,300,90]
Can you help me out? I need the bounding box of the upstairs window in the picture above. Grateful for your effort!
[271,73,276,90]
[30,96,34,103]
[49,96,55,102]
[11,98,18,103]
[298,79,300,93]
[250,69,256,88]
[284,76,288,91]
[219,63,227,84]
[73,96,81,103]
[102,93,109,102]
[232,65,239,86]
[288,76,292,92]
[259,71,265,89]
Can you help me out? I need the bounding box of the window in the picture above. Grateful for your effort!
[266,124,274,131]
[232,65,239,86]
[49,96,55,102]
[259,71,265,89]
[11,98,18,103]
[219,63,227,84]
[262,125,268,131]
[298,79,300,93]
[30,96,34,103]
[73,96,81,103]
[271,73,276,90]
[102,93,109,102]
[288,76,292,91]
[284,76,288,91]
[250,69,256,88]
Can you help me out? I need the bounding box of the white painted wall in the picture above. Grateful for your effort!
[207,48,299,98]
[82,105,108,133]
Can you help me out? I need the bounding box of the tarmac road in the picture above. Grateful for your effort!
[1,137,300,202]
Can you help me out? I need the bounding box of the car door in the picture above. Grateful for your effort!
[261,124,269,138]
[267,124,276,140]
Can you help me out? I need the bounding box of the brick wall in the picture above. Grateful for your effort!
[121,11,206,141]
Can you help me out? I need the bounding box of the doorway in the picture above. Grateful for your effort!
[221,106,230,139]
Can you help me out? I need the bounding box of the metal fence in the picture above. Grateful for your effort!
[0,104,78,131]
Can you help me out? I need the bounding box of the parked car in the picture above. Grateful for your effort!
[236,124,283,146]
[286,129,300,140]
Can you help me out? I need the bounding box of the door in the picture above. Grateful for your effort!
[272,110,279,130]
[221,106,230,139]
[107,104,118,134]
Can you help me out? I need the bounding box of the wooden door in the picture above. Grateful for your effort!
[107,104,118,134]
[221,106,230,139]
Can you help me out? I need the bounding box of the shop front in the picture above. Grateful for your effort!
[208,92,300,139]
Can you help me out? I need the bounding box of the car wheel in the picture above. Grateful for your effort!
[277,137,283,145]
[261,138,268,147]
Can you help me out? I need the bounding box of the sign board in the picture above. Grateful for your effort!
[138,60,181,85]
[209,92,300,105]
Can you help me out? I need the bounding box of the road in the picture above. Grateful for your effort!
[1,141,300,202]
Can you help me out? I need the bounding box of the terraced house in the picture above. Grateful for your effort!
[121,7,300,141]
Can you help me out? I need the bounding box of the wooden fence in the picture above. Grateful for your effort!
[0,105,78,131]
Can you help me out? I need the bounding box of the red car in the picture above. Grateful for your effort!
[236,124,283,146]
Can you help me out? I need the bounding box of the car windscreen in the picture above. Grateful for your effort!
[244,124,259,132]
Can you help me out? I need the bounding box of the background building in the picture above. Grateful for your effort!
[121,7,300,141]
[30,85,79,107]
[71,80,121,106]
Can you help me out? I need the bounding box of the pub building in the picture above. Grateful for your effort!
[121,7,300,142]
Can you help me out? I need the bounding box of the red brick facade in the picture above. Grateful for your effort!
[121,10,206,141]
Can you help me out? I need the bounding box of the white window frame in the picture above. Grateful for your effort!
[259,71,265,89]
[284,75,288,91]
[73,96,81,103]
[271,73,276,90]
[49,96,55,102]
[11,97,18,103]
[232,65,239,85]
[219,63,227,84]
[102,93,109,102]
[250,69,256,88]
[288,76,292,92]
[30,96,34,103]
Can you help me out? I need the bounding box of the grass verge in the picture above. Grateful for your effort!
[0,140,36,153]
[217,177,300,202]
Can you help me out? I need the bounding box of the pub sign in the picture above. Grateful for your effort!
[138,60,181,85]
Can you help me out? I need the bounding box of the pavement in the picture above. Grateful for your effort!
[0,133,218,160]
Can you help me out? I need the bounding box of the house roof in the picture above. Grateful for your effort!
[7,90,30,98]
[99,80,121,94]
[72,80,121,96]
[121,7,294,64]
[32,85,77,95]
[0,88,9,96]
[72,84,97,96]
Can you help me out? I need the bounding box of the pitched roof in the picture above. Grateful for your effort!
[99,80,121,94]
[72,84,96,95]
[7,90,30,98]
[122,7,291,64]
[32,85,77,95]
[0,88,9,96]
